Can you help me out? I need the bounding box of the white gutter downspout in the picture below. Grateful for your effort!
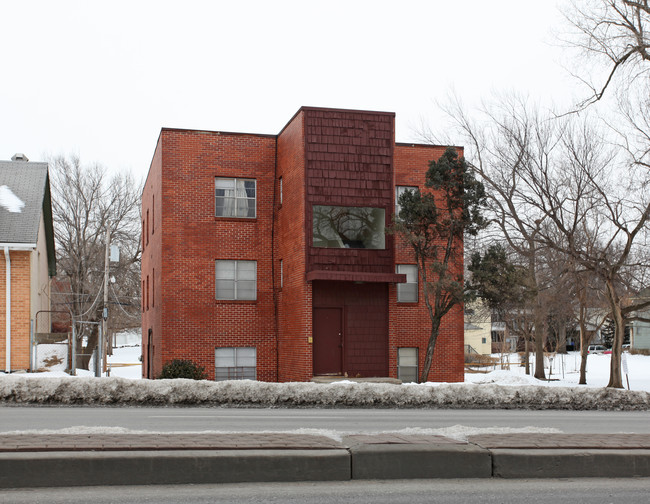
[4,246,10,373]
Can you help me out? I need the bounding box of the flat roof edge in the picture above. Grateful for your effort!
[395,142,464,150]
[160,127,277,139]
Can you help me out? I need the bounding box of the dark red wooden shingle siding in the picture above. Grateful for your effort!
[304,108,395,273]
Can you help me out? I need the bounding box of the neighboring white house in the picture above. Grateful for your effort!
[627,290,650,351]
[464,321,492,355]
[464,301,492,355]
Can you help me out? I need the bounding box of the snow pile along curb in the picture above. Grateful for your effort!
[1,376,649,410]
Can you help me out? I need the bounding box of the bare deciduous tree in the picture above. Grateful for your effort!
[492,103,650,389]
[562,0,650,108]
[435,95,564,380]
[442,94,650,388]
[50,156,141,369]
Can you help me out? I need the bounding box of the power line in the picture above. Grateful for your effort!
[110,282,141,320]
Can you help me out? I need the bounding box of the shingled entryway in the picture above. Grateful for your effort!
[312,281,388,378]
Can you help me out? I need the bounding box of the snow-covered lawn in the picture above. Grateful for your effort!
[467,352,650,391]
[24,344,143,380]
[107,345,143,379]
[1,347,649,410]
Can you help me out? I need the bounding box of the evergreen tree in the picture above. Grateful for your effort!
[395,147,487,382]
[601,318,615,348]
[467,243,535,313]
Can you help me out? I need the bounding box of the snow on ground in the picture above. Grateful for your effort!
[1,347,650,410]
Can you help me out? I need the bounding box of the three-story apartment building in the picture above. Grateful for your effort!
[141,107,464,382]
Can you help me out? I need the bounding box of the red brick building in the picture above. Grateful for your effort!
[141,107,464,382]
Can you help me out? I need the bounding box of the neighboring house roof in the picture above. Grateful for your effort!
[0,158,56,276]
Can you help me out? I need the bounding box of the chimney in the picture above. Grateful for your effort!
[11,153,29,162]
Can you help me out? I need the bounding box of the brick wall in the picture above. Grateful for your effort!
[142,129,278,380]
[276,111,313,382]
[0,250,32,370]
[141,137,163,378]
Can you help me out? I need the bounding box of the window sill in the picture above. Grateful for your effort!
[214,217,258,223]
[396,301,419,306]
[215,299,258,304]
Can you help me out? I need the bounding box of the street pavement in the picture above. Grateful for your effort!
[1,432,650,487]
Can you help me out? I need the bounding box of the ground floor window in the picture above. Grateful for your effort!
[215,347,256,381]
[397,347,418,383]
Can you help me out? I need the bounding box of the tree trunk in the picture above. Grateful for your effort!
[534,306,546,380]
[558,323,567,353]
[604,280,623,388]
[607,302,625,388]
[420,316,441,383]
[579,319,588,385]
[76,325,99,370]
[524,335,530,375]
[501,323,509,369]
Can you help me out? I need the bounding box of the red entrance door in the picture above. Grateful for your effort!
[313,308,343,375]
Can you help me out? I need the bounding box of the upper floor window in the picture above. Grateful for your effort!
[395,186,418,221]
[396,264,418,302]
[313,205,385,249]
[215,260,257,300]
[215,178,256,218]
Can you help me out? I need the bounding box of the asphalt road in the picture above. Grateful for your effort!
[1,406,649,434]
[3,479,650,504]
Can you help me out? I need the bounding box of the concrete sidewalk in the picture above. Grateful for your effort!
[1,432,650,487]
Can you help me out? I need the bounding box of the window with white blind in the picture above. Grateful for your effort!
[215,347,256,381]
[215,260,257,300]
[398,347,418,383]
[396,264,418,302]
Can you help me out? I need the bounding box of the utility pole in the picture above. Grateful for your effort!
[101,222,110,376]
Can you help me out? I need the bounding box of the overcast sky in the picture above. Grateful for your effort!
[0,0,579,182]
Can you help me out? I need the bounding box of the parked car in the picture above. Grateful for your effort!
[588,344,607,354]
[622,344,631,352]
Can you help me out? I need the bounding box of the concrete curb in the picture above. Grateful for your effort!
[0,449,350,488]
[2,433,650,487]
[348,443,492,480]
[490,449,650,479]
